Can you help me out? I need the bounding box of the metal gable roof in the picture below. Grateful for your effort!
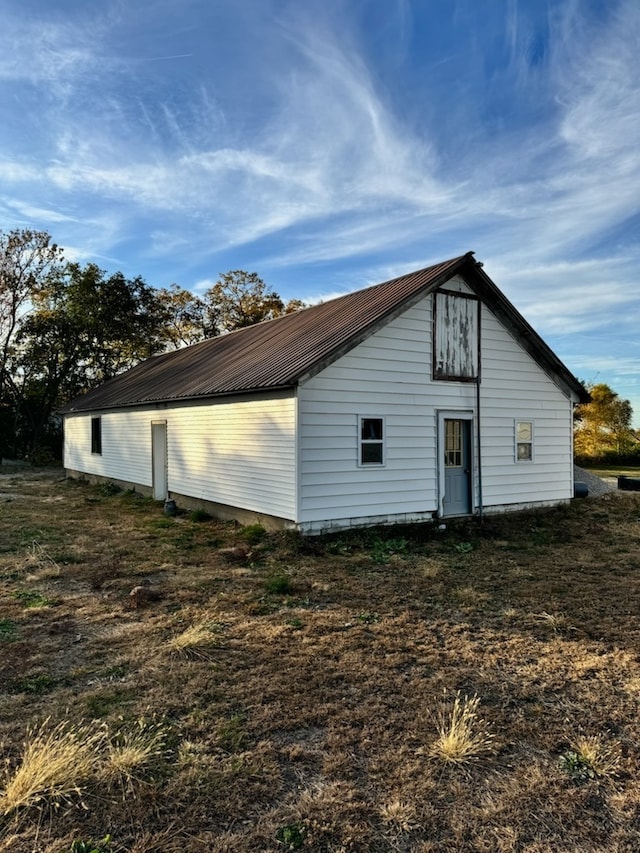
[61,252,588,413]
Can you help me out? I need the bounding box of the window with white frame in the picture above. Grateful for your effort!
[359,417,384,465]
[515,420,533,461]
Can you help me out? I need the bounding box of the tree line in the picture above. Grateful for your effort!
[0,228,304,461]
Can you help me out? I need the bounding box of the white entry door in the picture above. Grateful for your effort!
[151,421,168,500]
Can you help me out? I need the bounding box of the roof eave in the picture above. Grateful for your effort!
[61,382,297,415]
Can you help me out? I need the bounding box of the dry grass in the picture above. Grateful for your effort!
[560,734,622,781]
[430,692,496,766]
[101,718,168,793]
[532,610,576,634]
[1,468,640,851]
[20,541,61,579]
[164,619,219,659]
[0,720,103,817]
[379,797,418,831]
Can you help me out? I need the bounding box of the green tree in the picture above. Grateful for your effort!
[152,278,305,348]
[203,271,286,334]
[283,297,308,315]
[153,284,208,349]
[0,229,64,457]
[574,383,634,457]
[0,229,63,371]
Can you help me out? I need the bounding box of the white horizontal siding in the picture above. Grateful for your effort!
[64,410,153,486]
[444,274,474,295]
[478,304,574,505]
[65,393,297,521]
[167,395,296,519]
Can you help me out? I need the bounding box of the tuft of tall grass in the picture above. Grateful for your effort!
[533,611,574,633]
[574,735,621,777]
[0,719,104,816]
[21,540,61,578]
[430,692,495,766]
[559,734,621,781]
[165,621,219,659]
[101,718,168,793]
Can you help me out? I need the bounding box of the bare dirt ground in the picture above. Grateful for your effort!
[1,469,640,852]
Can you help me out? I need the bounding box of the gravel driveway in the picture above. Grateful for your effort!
[574,465,617,497]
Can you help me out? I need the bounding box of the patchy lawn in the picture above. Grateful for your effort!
[584,464,640,480]
[1,470,640,852]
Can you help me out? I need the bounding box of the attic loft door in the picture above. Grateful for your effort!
[441,418,472,517]
[151,421,168,501]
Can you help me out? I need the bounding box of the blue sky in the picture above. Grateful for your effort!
[1,0,639,423]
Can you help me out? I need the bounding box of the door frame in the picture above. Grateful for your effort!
[151,420,168,501]
[437,410,474,517]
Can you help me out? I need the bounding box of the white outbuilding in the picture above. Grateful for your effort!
[62,253,589,533]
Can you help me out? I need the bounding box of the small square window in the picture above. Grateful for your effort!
[360,417,384,465]
[91,417,102,455]
[515,420,533,462]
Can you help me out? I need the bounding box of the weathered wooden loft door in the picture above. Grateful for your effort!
[442,418,472,517]
[151,421,168,501]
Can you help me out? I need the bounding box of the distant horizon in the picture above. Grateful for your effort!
[0,0,638,423]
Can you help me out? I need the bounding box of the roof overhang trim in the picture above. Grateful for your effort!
[62,383,297,415]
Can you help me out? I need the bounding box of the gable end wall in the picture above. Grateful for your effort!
[297,279,574,531]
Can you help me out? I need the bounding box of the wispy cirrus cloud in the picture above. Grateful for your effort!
[1,199,79,224]
[1,2,453,250]
[485,256,640,332]
[1,0,638,259]
[0,9,118,97]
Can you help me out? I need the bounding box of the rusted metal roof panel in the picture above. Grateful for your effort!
[62,254,469,412]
